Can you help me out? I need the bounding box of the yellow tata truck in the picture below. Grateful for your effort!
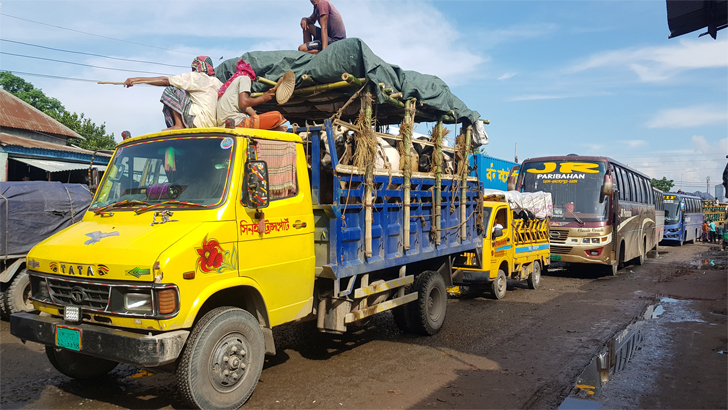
[451,195,551,299]
[10,116,486,408]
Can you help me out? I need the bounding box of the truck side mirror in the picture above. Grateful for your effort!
[242,160,270,209]
[492,227,503,240]
[506,165,519,191]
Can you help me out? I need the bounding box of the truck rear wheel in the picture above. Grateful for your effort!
[5,269,33,315]
[407,271,447,335]
[489,270,507,300]
[177,307,264,410]
[527,262,541,290]
[45,346,118,379]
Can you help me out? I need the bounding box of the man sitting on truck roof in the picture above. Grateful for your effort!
[299,0,346,55]
[124,56,222,130]
[216,59,287,130]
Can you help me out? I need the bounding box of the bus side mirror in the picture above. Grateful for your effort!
[506,165,520,191]
[600,174,613,203]
[242,160,269,209]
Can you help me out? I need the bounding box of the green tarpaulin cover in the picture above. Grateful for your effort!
[216,38,480,126]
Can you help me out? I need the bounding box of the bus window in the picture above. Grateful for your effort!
[618,167,629,201]
[627,172,637,202]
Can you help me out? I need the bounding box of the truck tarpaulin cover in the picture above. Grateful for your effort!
[216,38,480,126]
[483,189,554,220]
[0,182,91,257]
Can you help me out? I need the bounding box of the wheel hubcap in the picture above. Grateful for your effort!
[210,332,249,393]
[427,286,443,322]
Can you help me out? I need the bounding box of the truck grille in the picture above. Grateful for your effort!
[48,277,110,311]
[550,245,572,255]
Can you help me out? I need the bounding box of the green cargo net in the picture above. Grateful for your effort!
[215,38,480,126]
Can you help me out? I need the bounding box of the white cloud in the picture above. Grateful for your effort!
[620,140,646,148]
[647,105,728,129]
[498,72,517,81]
[565,38,728,82]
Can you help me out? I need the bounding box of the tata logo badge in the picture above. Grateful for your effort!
[28,259,40,269]
[69,286,87,304]
[550,231,561,239]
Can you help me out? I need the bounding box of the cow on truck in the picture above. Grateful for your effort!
[10,40,490,410]
[452,190,553,299]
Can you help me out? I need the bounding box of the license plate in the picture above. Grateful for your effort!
[550,255,561,261]
[56,325,81,351]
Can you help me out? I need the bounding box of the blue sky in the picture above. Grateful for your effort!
[1,0,726,196]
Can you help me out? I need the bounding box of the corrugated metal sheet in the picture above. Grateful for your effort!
[0,133,100,155]
[0,89,83,139]
[13,158,107,173]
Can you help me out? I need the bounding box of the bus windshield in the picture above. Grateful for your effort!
[92,136,235,209]
[520,160,607,223]
[663,196,681,225]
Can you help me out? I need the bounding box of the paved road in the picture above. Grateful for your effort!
[1,242,725,409]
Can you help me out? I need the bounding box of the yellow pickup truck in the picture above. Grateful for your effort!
[452,198,550,299]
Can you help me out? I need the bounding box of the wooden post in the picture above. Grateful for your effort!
[434,120,443,246]
[403,99,415,251]
[461,125,472,241]
[363,92,374,258]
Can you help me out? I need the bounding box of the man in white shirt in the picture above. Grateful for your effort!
[216,59,287,130]
[124,56,222,130]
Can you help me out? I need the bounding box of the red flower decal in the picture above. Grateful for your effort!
[196,235,224,272]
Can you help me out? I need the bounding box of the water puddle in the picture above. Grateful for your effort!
[558,297,670,409]
[688,251,728,270]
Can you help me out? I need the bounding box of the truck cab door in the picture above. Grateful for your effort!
[237,138,315,326]
[491,206,512,275]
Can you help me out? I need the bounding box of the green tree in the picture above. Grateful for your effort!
[651,177,674,192]
[0,72,116,150]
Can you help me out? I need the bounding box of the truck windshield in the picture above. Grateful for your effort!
[520,160,608,223]
[663,199,681,225]
[92,136,235,209]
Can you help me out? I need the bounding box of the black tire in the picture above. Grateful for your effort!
[489,270,507,300]
[407,271,447,336]
[4,269,33,315]
[0,281,8,320]
[527,261,541,290]
[392,285,414,333]
[635,240,646,266]
[177,307,264,410]
[45,346,118,379]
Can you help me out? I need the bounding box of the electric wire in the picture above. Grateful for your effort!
[0,13,199,57]
[1,52,174,76]
[2,70,110,83]
[0,39,189,68]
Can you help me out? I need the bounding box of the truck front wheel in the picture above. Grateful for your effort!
[408,271,447,335]
[489,270,507,300]
[4,269,33,315]
[177,307,264,410]
[45,346,118,379]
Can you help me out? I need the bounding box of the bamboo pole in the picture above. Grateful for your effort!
[363,91,374,259]
[301,74,315,84]
[434,120,443,246]
[341,73,365,86]
[461,125,472,240]
[382,96,458,123]
[97,80,159,85]
[403,99,415,251]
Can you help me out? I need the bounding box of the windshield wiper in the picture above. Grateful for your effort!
[562,203,585,225]
[134,200,207,215]
[94,200,150,215]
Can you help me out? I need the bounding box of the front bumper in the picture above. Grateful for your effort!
[10,312,189,367]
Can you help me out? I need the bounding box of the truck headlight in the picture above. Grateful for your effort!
[124,292,153,313]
